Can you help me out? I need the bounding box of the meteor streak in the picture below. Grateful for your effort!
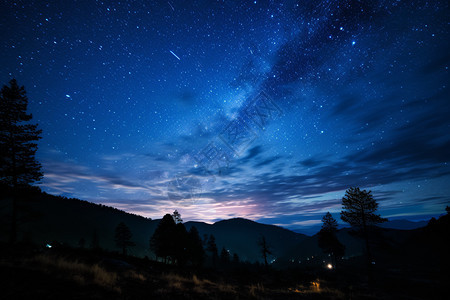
[169,50,181,60]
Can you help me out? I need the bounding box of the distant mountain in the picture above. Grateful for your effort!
[379,219,428,230]
[0,187,306,262]
[292,219,430,236]
[185,218,308,262]
[292,225,322,236]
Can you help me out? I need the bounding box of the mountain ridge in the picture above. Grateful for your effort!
[1,187,439,264]
[0,187,306,262]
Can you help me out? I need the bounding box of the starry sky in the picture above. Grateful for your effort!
[1,0,449,232]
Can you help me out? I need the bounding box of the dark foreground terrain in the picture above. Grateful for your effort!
[1,187,448,299]
[1,241,447,300]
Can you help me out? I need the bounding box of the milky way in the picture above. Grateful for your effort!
[1,0,449,231]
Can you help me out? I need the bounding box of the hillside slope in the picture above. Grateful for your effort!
[0,187,158,257]
[185,218,307,262]
[0,187,306,262]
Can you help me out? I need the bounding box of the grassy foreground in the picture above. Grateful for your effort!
[1,242,446,299]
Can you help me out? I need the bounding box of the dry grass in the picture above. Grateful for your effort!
[33,254,120,292]
[191,274,216,294]
[91,264,118,288]
[20,255,349,299]
[192,274,208,294]
[161,272,236,296]
[156,273,187,295]
[125,269,146,281]
[217,281,235,293]
[159,273,346,300]
[162,272,189,290]
[286,280,346,298]
[192,274,202,285]
[249,283,265,297]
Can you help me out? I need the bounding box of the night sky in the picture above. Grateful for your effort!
[1,0,449,231]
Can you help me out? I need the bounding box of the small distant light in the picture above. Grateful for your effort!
[327,263,333,269]
[371,261,376,265]
[46,244,52,248]
[352,41,356,45]
[65,94,71,99]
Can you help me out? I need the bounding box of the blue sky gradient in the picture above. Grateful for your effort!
[1,0,449,230]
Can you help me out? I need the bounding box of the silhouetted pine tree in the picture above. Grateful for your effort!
[428,217,437,227]
[206,234,219,267]
[150,214,177,263]
[114,222,135,256]
[341,187,387,276]
[202,233,208,246]
[318,212,344,268]
[187,226,205,267]
[232,253,240,265]
[172,209,183,224]
[174,222,188,266]
[220,247,230,266]
[0,79,43,244]
[322,211,338,231]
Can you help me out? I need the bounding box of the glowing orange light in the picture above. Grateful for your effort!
[311,281,320,292]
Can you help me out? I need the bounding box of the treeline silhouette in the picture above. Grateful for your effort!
[148,211,243,269]
[0,183,151,221]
